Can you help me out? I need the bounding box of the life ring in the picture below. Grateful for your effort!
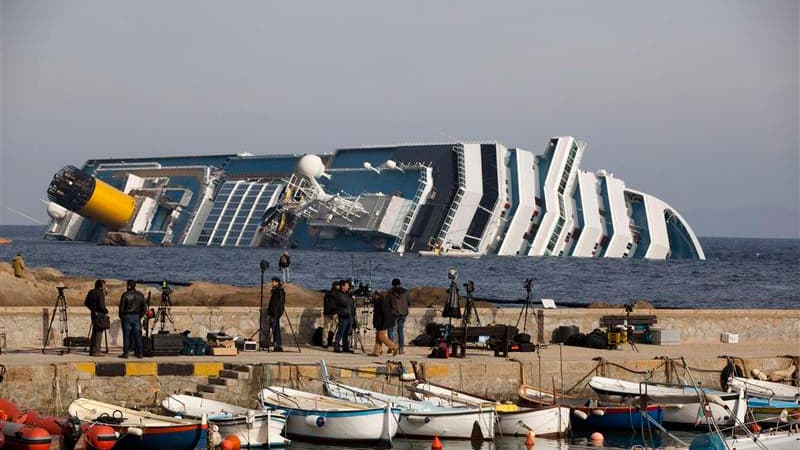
[720,363,744,391]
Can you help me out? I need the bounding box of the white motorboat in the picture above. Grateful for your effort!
[319,360,495,440]
[162,394,289,448]
[258,385,399,446]
[728,376,800,402]
[409,380,570,437]
[588,376,747,427]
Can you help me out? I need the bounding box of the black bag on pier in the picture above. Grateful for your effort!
[311,327,324,346]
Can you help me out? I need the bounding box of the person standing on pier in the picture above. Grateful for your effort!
[333,279,354,353]
[268,277,286,352]
[322,281,340,348]
[84,279,109,356]
[370,291,398,357]
[118,280,145,358]
[387,278,410,354]
[11,253,24,278]
[278,251,291,283]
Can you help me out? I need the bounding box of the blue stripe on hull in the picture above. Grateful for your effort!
[114,428,208,450]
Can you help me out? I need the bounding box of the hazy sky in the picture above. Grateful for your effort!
[2,1,798,238]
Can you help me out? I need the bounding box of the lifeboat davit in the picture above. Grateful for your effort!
[0,420,52,450]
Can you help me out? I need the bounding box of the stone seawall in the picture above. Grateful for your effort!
[2,355,795,414]
[0,306,800,351]
[1,306,797,351]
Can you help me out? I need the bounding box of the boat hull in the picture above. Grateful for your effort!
[259,387,398,445]
[497,406,570,437]
[68,398,207,450]
[571,405,664,430]
[162,394,289,448]
[588,376,746,427]
[729,377,800,402]
[746,397,800,423]
[397,408,493,440]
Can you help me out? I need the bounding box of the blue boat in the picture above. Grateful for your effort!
[571,404,664,430]
[68,398,208,450]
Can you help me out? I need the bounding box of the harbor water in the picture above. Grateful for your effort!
[1,226,797,309]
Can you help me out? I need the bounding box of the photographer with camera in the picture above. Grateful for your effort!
[333,279,355,353]
[387,278,410,354]
[84,279,109,356]
[118,280,145,359]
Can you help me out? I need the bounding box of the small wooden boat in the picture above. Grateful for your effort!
[259,386,398,446]
[409,380,570,437]
[728,376,800,402]
[320,360,495,440]
[0,420,52,450]
[162,394,289,448]
[0,238,12,245]
[68,398,208,450]
[588,376,746,427]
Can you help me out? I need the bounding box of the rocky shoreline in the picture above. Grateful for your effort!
[0,263,484,309]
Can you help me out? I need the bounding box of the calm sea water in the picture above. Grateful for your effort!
[1,225,797,309]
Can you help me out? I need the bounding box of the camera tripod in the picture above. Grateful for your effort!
[352,297,373,353]
[42,287,70,354]
[462,281,480,327]
[150,289,176,335]
[515,278,534,336]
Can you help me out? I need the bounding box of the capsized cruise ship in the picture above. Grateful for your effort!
[44,137,705,259]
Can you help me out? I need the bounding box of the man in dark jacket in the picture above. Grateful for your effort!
[387,278,411,354]
[118,279,145,358]
[333,279,354,353]
[370,291,398,356]
[84,279,108,356]
[322,281,339,348]
[267,277,286,352]
[278,251,291,283]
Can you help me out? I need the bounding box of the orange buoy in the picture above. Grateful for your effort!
[220,434,241,450]
[589,431,604,445]
[0,419,52,450]
[85,424,118,450]
[525,430,535,447]
[431,434,443,450]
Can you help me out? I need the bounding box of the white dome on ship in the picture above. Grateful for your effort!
[46,201,68,219]
[297,154,326,179]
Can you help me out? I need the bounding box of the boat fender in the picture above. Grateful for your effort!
[591,409,605,416]
[126,427,143,437]
[220,434,241,450]
[209,424,222,447]
[304,415,326,427]
[572,410,589,420]
[0,420,52,450]
[84,424,118,450]
[400,373,416,382]
[405,415,432,424]
[751,368,768,381]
